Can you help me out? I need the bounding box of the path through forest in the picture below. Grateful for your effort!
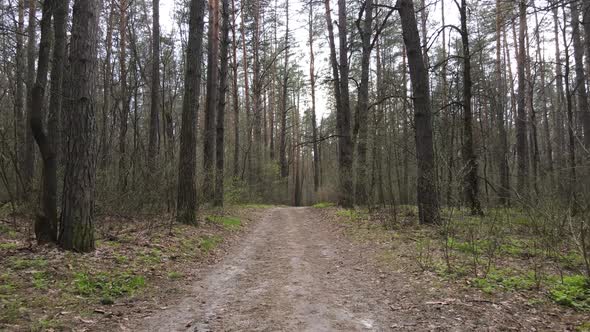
[129,207,576,331]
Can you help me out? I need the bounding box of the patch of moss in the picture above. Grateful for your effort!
[167,271,183,279]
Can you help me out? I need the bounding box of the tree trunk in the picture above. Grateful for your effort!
[308,1,320,193]
[495,0,510,205]
[23,0,37,197]
[148,0,161,173]
[279,0,290,179]
[59,0,100,252]
[118,0,129,191]
[215,0,230,206]
[177,0,206,224]
[231,0,240,177]
[397,0,440,224]
[31,0,56,244]
[101,2,115,167]
[337,0,354,208]
[14,0,25,199]
[571,1,590,150]
[203,0,220,201]
[516,0,529,195]
[354,0,374,205]
[459,0,483,215]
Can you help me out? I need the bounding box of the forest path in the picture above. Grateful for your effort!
[133,207,392,331]
[127,207,580,331]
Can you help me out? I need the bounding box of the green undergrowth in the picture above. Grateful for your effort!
[239,203,274,209]
[199,235,222,253]
[206,215,242,230]
[313,202,335,208]
[330,205,590,312]
[73,271,145,304]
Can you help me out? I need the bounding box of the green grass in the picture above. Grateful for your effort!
[206,215,242,230]
[239,203,274,209]
[9,258,47,270]
[32,272,48,290]
[0,298,25,324]
[199,235,222,253]
[73,271,145,301]
[167,271,183,279]
[313,202,335,208]
[138,249,162,265]
[0,242,18,250]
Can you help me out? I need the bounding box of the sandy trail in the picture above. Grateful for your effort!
[135,207,389,332]
[129,207,583,332]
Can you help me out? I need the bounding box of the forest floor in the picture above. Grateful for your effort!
[1,206,589,331]
[125,207,587,332]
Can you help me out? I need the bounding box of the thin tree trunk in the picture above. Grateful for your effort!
[148,0,161,173]
[23,0,36,196]
[177,0,206,224]
[354,0,373,205]
[101,2,115,167]
[215,0,230,206]
[203,0,220,201]
[309,0,320,193]
[398,0,440,223]
[118,0,129,191]
[14,0,25,199]
[31,0,56,243]
[279,0,290,179]
[231,0,240,177]
[459,0,483,215]
[495,0,510,205]
[337,0,354,208]
[516,0,529,195]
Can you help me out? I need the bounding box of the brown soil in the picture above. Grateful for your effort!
[123,207,586,332]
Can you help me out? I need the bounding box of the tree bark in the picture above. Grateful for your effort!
[516,0,529,195]
[279,0,290,179]
[31,0,56,243]
[118,0,130,191]
[59,0,99,252]
[354,0,374,205]
[571,1,590,150]
[231,0,240,177]
[203,0,220,201]
[397,0,440,224]
[23,0,37,197]
[177,0,206,224]
[495,0,510,205]
[336,0,354,208]
[309,1,320,193]
[215,0,230,206]
[459,0,483,215]
[148,0,161,173]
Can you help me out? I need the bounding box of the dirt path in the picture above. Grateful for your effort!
[128,207,582,332]
[131,207,392,331]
